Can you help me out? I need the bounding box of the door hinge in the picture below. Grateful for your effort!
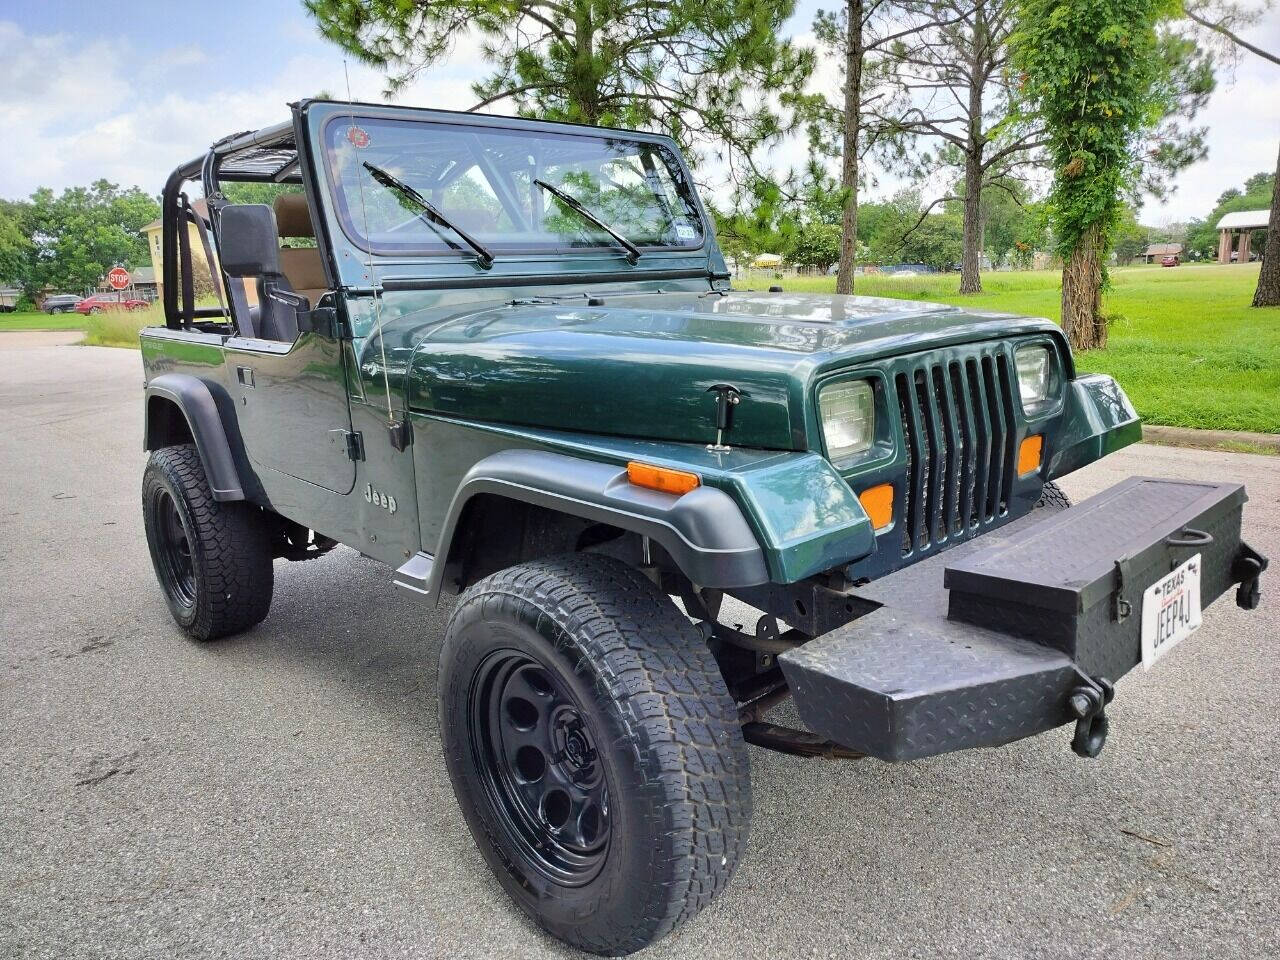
[345,431,365,462]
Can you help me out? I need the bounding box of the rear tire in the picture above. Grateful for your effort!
[142,443,273,640]
[439,554,751,955]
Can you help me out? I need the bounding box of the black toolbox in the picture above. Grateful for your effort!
[779,477,1266,761]
[945,477,1254,679]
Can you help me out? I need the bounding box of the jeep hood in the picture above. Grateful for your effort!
[392,291,1062,450]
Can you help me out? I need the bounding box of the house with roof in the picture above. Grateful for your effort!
[1216,210,1272,263]
[1142,243,1183,264]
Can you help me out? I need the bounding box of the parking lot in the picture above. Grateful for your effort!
[2,333,1277,960]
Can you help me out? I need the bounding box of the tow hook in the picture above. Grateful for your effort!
[1068,677,1115,758]
[1233,552,1267,611]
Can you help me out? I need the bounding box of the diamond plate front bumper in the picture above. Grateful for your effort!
[777,477,1267,761]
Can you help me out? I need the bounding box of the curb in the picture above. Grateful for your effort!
[1142,425,1280,456]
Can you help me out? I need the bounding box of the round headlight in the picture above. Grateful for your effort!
[820,380,876,461]
[1015,345,1051,405]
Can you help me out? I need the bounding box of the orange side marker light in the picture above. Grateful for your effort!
[626,462,701,496]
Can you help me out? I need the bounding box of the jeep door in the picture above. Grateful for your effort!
[223,326,357,497]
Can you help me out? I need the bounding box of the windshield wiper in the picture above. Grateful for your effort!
[362,161,494,269]
[533,178,641,264]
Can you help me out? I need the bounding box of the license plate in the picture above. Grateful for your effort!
[1140,554,1202,670]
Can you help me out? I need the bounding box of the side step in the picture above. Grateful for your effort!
[393,551,434,596]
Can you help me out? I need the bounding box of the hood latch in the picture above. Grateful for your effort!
[707,384,742,452]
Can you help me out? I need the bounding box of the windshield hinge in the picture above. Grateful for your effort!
[345,431,365,462]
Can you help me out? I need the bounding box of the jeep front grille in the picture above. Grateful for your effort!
[895,350,1017,555]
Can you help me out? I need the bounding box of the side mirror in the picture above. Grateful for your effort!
[218,205,281,277]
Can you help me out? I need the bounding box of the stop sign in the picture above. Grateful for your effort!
[107,266,131,291]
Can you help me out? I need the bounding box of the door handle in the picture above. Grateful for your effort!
[237,366,255,387]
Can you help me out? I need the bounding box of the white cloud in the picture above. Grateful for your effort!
[0,21,486,199]
[1140,42,1280,223]
[2,9,1275,226]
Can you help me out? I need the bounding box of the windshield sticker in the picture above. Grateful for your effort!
[346,126,370,149]
[675,223,696,241]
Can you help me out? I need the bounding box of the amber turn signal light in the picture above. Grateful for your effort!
[626,462,701,495]
[858,483,894,530]
[1018,434,1044,477]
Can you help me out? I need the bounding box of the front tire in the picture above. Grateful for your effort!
[439,554,751,955]
[1036,479,1072,510]
[142,443,273,640]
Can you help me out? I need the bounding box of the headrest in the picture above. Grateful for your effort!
[219,205,280,277]
[273,192,315,239]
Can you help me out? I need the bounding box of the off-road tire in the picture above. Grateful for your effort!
[142,443,273,640]
[439,554,752,956]
[1036,480,1072,511]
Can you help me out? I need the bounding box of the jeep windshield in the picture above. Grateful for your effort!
[321,117,706,259]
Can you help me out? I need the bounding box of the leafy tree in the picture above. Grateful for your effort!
[879,0,1048,294]
[976,184,1043,267]
[899,211,965,270]
[862,188,964,269]
[786,221,843,271]
[1180,0,1278,305]
[0,201,32,291]
[1183,168,1274,259]
[306,0,812,171]
[1010,205,1047,268]
[1010,0,1213,349]
[1111,206,1150,264]
[24,181,159,296]
[793,0,922,294]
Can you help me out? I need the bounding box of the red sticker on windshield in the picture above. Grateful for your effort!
[346,126,370,148]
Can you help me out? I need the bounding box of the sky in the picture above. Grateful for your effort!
[2,0,1277,225]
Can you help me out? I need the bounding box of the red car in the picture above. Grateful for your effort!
[1160,255,1180,267]
[76,292,149,314]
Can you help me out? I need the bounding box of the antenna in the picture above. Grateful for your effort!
[344,59,396,425]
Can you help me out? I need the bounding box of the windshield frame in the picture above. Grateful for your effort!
[318,113,708,263]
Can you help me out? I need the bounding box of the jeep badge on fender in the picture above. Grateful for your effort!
[364,483,396,514]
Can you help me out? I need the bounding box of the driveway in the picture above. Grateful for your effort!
[2,336,1277,959]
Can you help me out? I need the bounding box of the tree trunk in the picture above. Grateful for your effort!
[1061,222,1106,350]
[1251,140,1280,308]
[958,0,988,295]
[959,155,983,293]
[836,0,864,296]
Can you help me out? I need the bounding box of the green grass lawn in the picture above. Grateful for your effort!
[774,262,1280,434]
[0,310,89,332]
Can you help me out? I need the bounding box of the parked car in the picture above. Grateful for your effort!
[1161,255,1180,267]
[75,292,148,314]
[41,294,83,314]
[138,100,1268,956]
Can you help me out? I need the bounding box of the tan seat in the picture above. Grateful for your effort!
[273,193,327,306]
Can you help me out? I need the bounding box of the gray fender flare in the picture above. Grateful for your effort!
[410,449,769,601]
[143,374,245,501]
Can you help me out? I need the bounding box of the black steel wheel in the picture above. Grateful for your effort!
[151,487,197,607]
[439,554,751,956]
[470,650,611,885]
[142,443,273,640]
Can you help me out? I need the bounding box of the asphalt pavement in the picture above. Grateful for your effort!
[2,333,1277,960]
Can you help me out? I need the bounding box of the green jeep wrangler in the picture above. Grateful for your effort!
[140,99,1266,954]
